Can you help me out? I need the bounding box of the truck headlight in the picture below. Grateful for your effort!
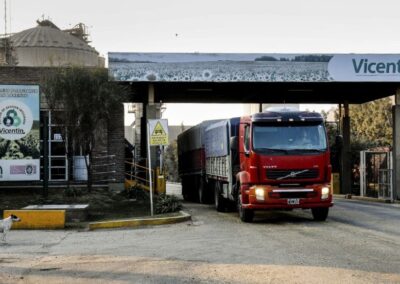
[321,187,330,200]
[255,188,264,201]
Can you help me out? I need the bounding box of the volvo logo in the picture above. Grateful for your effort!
[277,169,309,180]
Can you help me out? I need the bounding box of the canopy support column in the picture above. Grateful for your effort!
[392,90,400,200]
[341,101,352,195]
[140,84,161,168]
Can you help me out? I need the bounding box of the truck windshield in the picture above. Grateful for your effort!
[252,123,327,153]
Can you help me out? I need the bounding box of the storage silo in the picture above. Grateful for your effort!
[10,20,103,67]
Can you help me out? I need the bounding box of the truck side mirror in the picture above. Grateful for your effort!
[230,136,238,151]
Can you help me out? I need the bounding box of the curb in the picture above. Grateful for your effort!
[334,194,400,205]
[88,211,191,230]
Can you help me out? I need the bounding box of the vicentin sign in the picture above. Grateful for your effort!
[109,52,400,83]
[352,59,400,74]
[328,55,400,82]
[0,85,40,181]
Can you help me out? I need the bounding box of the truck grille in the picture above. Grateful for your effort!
[266,169,319,180]
[273,191,317,199]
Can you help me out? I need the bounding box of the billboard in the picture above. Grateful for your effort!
[0,85,40,181]
[108,53,400,83]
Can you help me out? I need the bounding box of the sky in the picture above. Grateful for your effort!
[4,0,400,125]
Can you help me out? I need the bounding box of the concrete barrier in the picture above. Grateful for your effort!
[3,210,65,229]
[22,204,89,222]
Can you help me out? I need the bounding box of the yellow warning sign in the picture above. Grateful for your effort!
[149,119,169,146]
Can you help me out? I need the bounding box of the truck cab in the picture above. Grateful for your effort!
[234,109,333,222]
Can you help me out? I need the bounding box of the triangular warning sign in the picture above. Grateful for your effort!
[152,121,166,136]
[149,119,169,145]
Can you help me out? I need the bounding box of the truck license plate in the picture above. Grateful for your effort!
[287,198,300,205]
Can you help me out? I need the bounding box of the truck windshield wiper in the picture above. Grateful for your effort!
[258,148,288,154]
[289,149,325,153]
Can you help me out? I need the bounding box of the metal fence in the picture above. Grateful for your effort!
[360,151,393,201]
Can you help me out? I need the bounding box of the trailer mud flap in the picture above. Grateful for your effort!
[222,183,229,198]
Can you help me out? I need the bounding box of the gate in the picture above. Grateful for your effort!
[360,151,393,200]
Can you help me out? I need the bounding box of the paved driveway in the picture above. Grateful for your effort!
[1,198,399,283]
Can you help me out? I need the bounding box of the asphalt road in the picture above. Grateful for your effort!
[1,198,399,283]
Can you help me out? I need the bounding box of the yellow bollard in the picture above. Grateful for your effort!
[156,167,166,194]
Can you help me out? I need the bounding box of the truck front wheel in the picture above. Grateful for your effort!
[214,181,226,212]
[238,194,254,222]
[311,207,329,221]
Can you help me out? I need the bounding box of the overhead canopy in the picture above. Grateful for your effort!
[109,53,400,104]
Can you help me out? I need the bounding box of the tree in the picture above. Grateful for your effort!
[42,67,127,191]
[321,108,339,147]
[350,97,393,148]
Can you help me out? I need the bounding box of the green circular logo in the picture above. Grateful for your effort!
[0,100,33,141]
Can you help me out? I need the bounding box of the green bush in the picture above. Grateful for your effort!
[155,194,182,214]
[64,187,83,199]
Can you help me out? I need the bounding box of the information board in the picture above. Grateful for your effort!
[0,85,40,181]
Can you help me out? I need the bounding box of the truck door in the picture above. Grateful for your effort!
[239,123,251,173]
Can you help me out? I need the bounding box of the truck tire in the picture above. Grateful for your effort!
[312,207,329,221]
[238,194,254,222]
[198,184,204,203]
[198,178,207,204]
[214,181,226,212]
[181,177,191,201]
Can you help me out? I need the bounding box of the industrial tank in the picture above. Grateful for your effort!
[10,20,103,67]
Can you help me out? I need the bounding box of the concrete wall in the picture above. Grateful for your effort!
[16,47,102,67]
[125,125,135,145]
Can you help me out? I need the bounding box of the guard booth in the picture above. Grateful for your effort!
[109,53,400,201]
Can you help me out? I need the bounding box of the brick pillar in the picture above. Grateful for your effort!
[108,103,125,189]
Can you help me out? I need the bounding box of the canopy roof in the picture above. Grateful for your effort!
[109,53,400,104]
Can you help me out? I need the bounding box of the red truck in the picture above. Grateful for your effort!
[178,109,333,222]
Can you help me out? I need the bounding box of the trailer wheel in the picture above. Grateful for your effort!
[214,181,226,212]
[311,207,329,221]
[238,194,254,223]
[181,177,191,201]
[198,178,210,204]
[198,184,205,203]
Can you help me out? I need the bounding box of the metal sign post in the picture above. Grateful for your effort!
[146,121,154,216]
[147,119,169,217]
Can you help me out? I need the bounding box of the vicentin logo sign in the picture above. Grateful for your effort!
[328,55,400,82]
[0,100,33,140]
[352,58,400,75]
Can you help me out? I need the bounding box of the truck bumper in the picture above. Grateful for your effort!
[242,184,333,210]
